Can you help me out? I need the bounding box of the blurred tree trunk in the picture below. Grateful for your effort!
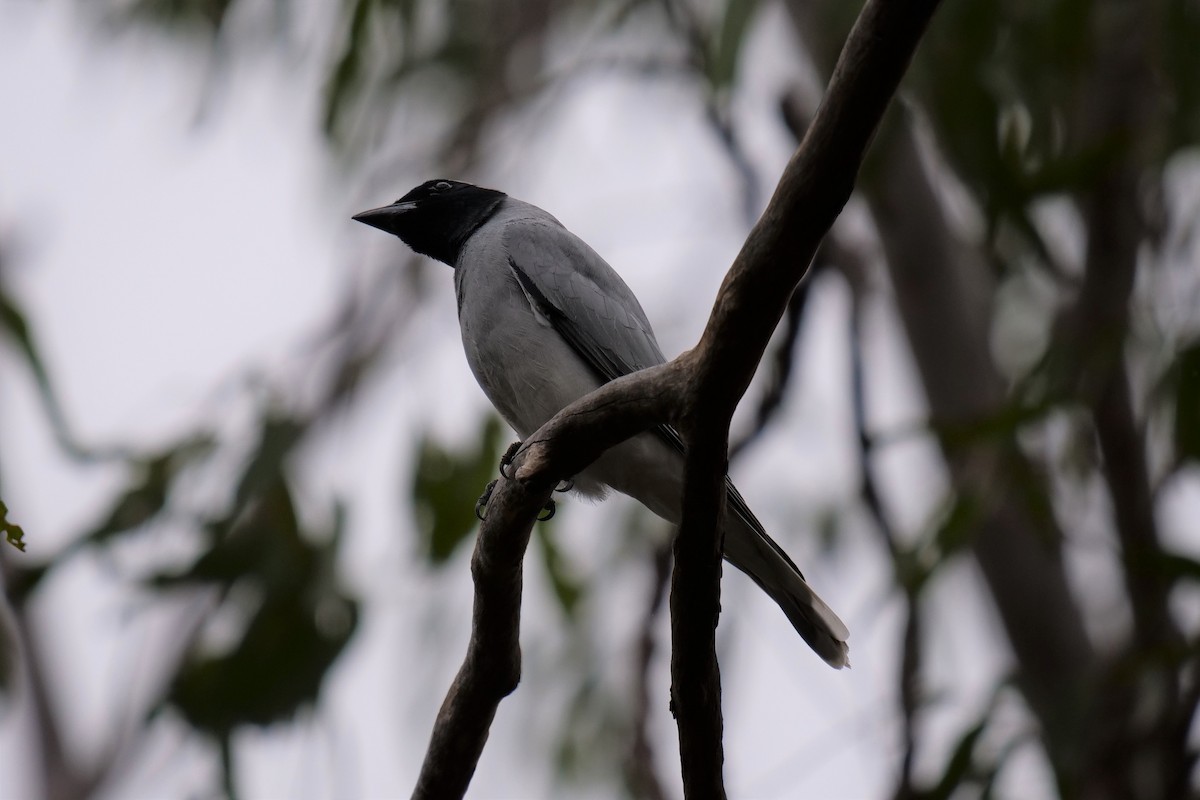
[783,1,1196,797]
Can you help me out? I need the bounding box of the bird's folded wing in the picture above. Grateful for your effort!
[502,219,811,582]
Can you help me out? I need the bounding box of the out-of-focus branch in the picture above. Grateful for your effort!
[783,2,1195,796]
[625,542,671,800]
[780,1,1100,786]
[3,545,238,800]
[660,0,761,219]
[802,221,923,799]
[1064,4,1186,795]
[865,106,1100,786]
[439,0,555,173]
[842,249,920,800]
[2,565,90,800]
[814,93,1092,780]
[1070,0,1178,658]
[729,261,822,460]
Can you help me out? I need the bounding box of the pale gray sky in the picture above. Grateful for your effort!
[0,2,1075,798]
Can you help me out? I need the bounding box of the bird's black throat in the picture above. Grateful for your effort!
[390,182,505,267]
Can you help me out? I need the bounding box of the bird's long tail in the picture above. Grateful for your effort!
[588,438,850,667]
[722,492,850,669]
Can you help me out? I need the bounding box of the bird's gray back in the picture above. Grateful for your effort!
[453,199,665,439]
[497,201,667,377]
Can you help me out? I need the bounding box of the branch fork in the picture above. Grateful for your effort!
[412,2,944,797]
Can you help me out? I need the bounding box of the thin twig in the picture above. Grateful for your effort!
[626,542,672,800]
[843,259,920,799]
[729,261,822,461]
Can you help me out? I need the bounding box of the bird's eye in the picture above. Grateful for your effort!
[434,181,453,192]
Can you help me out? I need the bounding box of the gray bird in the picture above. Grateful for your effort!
[354,179,849,668]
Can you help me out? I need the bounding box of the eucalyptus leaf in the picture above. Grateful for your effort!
[534,521,584,619]
[1174,342,1200,463]
[411,415,506,564]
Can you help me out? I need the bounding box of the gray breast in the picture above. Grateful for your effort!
[453,204,604,438]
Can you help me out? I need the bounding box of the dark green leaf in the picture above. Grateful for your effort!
[534,522,584,619]
[150,479,303,589]
[167,591,359,735]
[903,491,982,593]
[926,718,988,800]
[125,0,235,34]
[709,0,758,90]
[0,286,76,454]
[0,608,15,699]
[323,0,374,140]
[85,461,172,545]
[0,500,26,553]
[932,491,982,560]
[233,414,305,510]
[160,479,360,736]
[1163,0,1200,148]
[553,674,625,784]
[1174,342,1200,462]
[1144,550,1200,584]
[86,435,215,546]
[411,415,505,564]
[912,0,1114,249]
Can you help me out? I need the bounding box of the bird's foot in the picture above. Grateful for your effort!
[477,480,556,522]
[475,479,498,521]
[498,441,571,493]
[498,440,523,480]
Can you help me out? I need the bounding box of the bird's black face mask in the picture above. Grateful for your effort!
[353,179,506,267]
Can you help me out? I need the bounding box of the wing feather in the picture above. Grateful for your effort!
[503,219,810,581]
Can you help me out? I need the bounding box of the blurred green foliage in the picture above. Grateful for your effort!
[124,0,236,31]
[148,414,358,737]
[158,479,358,737]
[411,414,505,564]
[2,0,1198,797]
[1173,341,1200,463]
[412,414,585,617]
[0,501,25,553]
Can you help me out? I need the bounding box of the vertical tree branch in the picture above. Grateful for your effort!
[219,735,239,800]
[668,1,943,794]
[1070,0,1179,660]
[670,421,730,799]
[844,263,921,800]
[1066,4,1185,795]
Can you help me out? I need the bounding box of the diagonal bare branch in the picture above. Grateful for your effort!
[410,474,551,800]
[415,1,946,795]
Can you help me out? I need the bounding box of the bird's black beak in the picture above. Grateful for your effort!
[352,201,417,235]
